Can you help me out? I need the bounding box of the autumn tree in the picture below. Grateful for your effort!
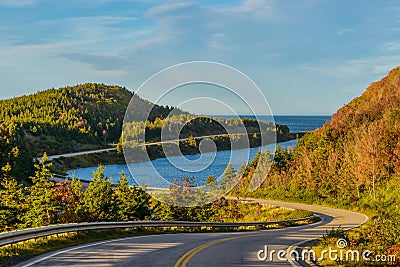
[51,177,83,223]
[353,123,388,200]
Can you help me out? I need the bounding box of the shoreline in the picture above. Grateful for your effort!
[51,132,304,180]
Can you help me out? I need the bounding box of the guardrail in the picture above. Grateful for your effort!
[0,216,317,247]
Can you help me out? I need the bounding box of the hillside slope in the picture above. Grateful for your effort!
[0,83,134,155]
[237,67,400,261]
[289,67,400,201]
[0,83,178,180]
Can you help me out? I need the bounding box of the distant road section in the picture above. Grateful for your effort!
[37,133,247,162]
[37,148,117,162]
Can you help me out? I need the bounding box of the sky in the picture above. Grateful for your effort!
[0,0,400,115]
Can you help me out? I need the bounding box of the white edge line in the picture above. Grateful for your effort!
[286,211,369,267]
[19,207,369,267]
[286,216,326,267]
[19,234,171,267]
[19,217,322,266]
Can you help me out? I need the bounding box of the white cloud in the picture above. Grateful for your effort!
[380,41,400,51]
[384,6,400,12]
[302,56,400,79]
[0,41,127,99]
[218,0,271,17]
[336,28,353,36]
[145,1,196,17]
[0,14,142,97]
[65,0,279,73]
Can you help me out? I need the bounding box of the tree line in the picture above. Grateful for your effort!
[0,152,276,232]
[0,154,152,231]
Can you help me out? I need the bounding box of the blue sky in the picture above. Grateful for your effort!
[0,0,400,115]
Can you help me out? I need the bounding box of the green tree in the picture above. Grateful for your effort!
[82,165,115,221]
[0,163,25,230]
[206,175,217,189]
[205,175,220,198]
[116,136,123,154]
[114,172,151,221]
[22,153,55,227]
[274,145,292,170]
[249,150,273,192]
[70,177,85,222]
[221,163,236,190]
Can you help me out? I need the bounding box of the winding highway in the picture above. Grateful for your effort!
[17,198,368,267]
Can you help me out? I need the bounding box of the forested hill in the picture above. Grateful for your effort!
[237,67,400,259]
[237,67,400,201]
[0,83,181,153]
[0,83,177,180]
[287,67,400,201]
[1,84,132,155]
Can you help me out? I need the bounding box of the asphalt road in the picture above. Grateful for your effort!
[17,199,368,267]
[37,148,117,162]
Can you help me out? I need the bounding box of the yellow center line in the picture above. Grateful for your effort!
[174,234,261,267]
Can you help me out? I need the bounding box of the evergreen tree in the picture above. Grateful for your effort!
[274,145,292,170]
[114,173,136,220]
[22,153,55,227]
[0,163,25,230]
[221,163,236,191]
[70,177,85,222]
[206,175,217,191]
[249,150,273,192]
[82,165,115,221]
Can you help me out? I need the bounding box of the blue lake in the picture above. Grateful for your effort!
[67,115,330,188]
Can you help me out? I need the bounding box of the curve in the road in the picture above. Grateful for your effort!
[16,199,368,267]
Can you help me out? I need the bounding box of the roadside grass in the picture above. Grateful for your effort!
[311,220,399,266]
[215,202,314,222]
[236,187,399,267]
